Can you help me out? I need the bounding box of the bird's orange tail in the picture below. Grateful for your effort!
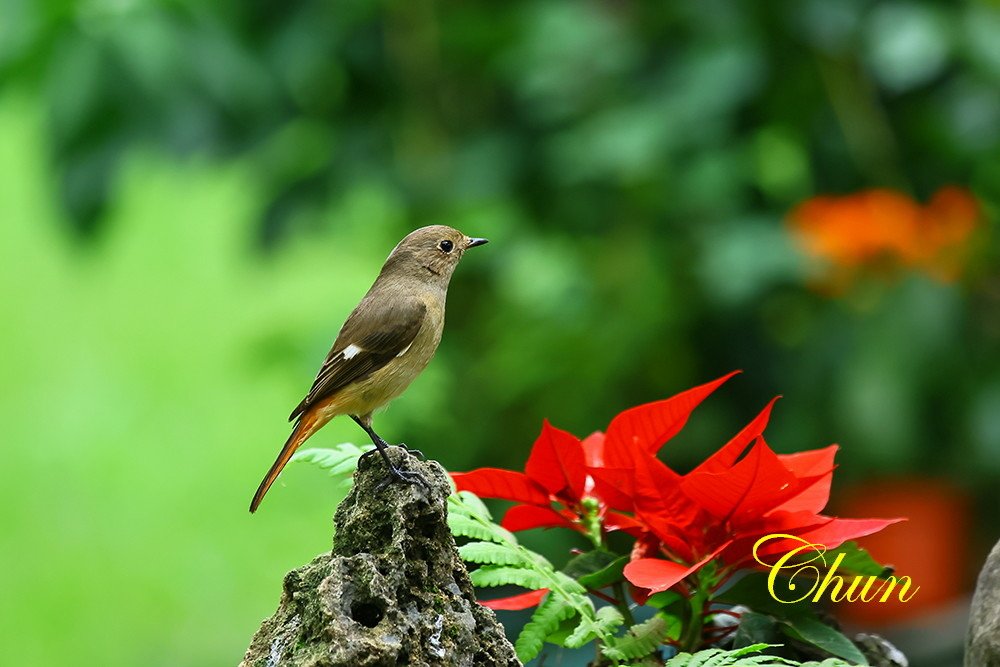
[250,410,325,513]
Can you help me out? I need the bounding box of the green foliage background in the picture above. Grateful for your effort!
[2,1,998,665]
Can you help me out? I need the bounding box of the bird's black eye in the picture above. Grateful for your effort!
[439,239,454,253]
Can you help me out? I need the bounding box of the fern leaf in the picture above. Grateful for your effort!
[602,616,671,661]
[720,643,813,666]
[688,648,728,667]
[449,490,493,521]
[699,649,731,667]
[563,606,624,648]
[664,644,804,667]
[698,647,786,667]
[447,514,514,543]
[562,618,596,649]
[552,570,589,596]
[459,541,530,566]
[594,605,625,634]
[742,658,803,666]
[447,492,519,545]
[666,652,693,667]
[726,644,779,657]
[469,565,550,589]
[514,593,576,663]
[291,444,371,477]
[448,490,628,659]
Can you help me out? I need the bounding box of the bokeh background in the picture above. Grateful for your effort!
[2,1,998,665]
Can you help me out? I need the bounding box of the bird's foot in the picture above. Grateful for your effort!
[375,464,430,493]
[397,442,426,460]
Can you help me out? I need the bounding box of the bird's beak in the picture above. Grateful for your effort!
[466,237,489,248]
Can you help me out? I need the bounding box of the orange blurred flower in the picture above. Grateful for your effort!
[788,186,980,284]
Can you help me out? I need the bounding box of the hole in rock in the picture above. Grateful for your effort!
[351,601,385,628]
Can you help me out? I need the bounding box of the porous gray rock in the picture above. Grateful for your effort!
[241,447,521,667]
[967,538,1000,667]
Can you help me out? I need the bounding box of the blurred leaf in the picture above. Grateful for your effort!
[577,555,629,590]
[732,610,782,648]
[778,615,868,665]
[823,541,893,578]
[864,3,951,92]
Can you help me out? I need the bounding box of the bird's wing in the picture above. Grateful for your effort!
[289,297,427,422]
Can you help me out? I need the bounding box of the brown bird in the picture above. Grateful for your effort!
[249,225,488,512]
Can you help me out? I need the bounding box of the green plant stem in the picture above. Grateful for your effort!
[678,590,706,651]
[592,509,633,629]
[611,580,635,627]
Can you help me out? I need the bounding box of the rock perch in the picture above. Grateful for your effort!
[967,537,1000,666]
[241,447,521,667]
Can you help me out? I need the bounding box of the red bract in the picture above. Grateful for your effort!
[624,418,901,592]
[602,371,741,468]
[478,588,549,611]
[683,436,900,562]
[452,372,902,601]
[451,419,641,537]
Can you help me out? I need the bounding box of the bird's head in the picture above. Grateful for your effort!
[382,225,488,285]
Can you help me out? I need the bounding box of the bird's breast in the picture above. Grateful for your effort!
[356,299,444,410]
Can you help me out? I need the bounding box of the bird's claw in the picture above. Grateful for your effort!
[375,466,430,493]
[397,443,426,460]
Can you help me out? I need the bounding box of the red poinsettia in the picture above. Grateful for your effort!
[624,434,901,593]
[451,419,643,543]
[452,371,902,604]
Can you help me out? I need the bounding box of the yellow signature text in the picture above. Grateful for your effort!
[752,533,919,604]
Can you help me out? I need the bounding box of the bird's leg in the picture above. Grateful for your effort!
[352,416,425,460]
[353,416,384,462]
[350,415,428,490]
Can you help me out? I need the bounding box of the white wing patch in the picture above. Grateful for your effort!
[396,342,413,358]
[342,344,363,359]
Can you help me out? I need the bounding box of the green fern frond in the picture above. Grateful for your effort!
[448,490,493,520]
[514,593,577,663]
[666,644,762,667]
[551,570,589,596]
[469,565,551,589]
[291,444,373,480]
[564,605,625,649]
[663,643,863,667]
[602,616,672,661]
[458,542,535,567]
[448,491,624,660]
[447,513,515,543]
[724,644,782,658]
